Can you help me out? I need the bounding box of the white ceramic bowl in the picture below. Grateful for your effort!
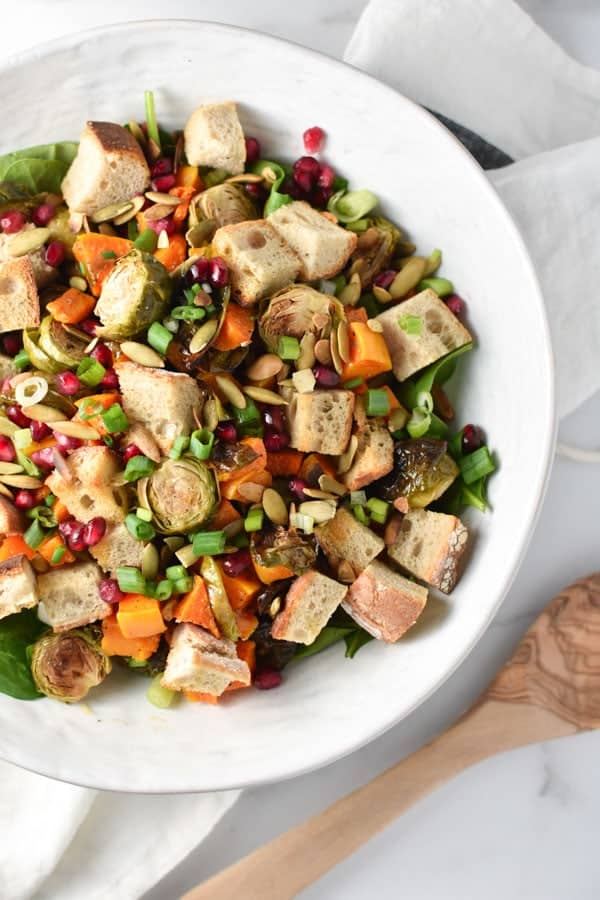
[0,20,554,792]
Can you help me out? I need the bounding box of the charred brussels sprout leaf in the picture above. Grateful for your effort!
[349,216,401,288]
[95,249,172,339]
[377,439,459,508]
[252,617,298,671]
[138,457,219,534]
[200,556,239,641]
[31,630,111,703]
[259,285,343,353]
[251,527,317,575]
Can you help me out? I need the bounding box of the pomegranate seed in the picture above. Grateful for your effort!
[30,447,56,470]
[263,428,289,452]
[222,549,252,577]
[245,182,268,203]
[45,240,65,268]
[374,269,397,290]
[64,522,87,552]
[79,318,99,336]
[14,489,36,509]
[83,516,107,547]
[209,257,229,288]
[293,156,321,178]
[152,174,176,192]
[150,158,173,178]
[0,210,26,233]
[255,668,283,690]
[2,333,22,356]
[303,126,325,154]
[100,369,119,390]
[186,257,211,285]
[280,176,303,200]
[6,405,30,428]
[90,342,113,368]
[262,406,286,431]
[55,371,81,396]
[122,444,143,463]
[53,432,82,452]
[312,187,332,208]
[30,420,51,441]
[99,577,124,605]
[318,164,335,189]
[288,477,309,501]
[215,420,238,443]
[462,424,484,455]
[313,365,340,387]
[294,171,316,194]
[32,203,55,226]
[245,136,261,165]
[445,294,465,318]
[0,436,16,462]
[147,216,175,236]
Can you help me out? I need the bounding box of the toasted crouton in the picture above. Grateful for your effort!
[184,101,246,175]
[212,219,301,306]
[117,361,204,456]
[0,554,39,620]
[288,389,354,456]
[46,445,125,524]
[38,561,108,631]
[0,226,56,290]
[161,623,251,695]
[89,522,144,575]
[387,508,469,593]
[0,496,23,535]
[61,121,150,215]
[315,506,384,579]
[376,289,472,382]
[0,353,16,381]
[342,420,394,491]
[0,257,40,333]
[343,560,428,642]
[271,570,347,645]
[269,201,357,281]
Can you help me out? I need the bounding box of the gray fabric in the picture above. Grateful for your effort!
[429,109,514,169]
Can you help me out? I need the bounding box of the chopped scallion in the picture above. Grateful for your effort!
[278,335,300,360]
[366,389,390,417]
[343,377,364,390]
[171,305,207,322]
[190,428,214,460]
[77,357,106,387]
[169,435,190,460]
[50,546,66,565]
[350,490,367,506]
[172,575,193,595]
[116,566,147,594]
[418,276,454,297]
[192,530,226,556]
[13,349,30,371]
[124,454,155,482]
[125,513,156,542]
[133,227,158,253]
[24,518,45,550]
[136,507,153,523]
[146,674,176,709]
[166,564,188,581]
[459,445,496,485]
[155,579,173,602]
[144,89,161,151]
[398,314,423,336]
[366,497,390,524]
[147,321,173,356]
[101,403,129,434]
[406,407,431,438]
[352,505,369,525]
[244,507,264,532]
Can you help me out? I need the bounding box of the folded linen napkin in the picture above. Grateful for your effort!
[3,3,600,899]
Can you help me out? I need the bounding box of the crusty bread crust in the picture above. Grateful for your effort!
[342,420,394,491]
[343,560,427,642]
[269,201,358,281]
[162,623,251,694]
[315,507,384,578]
[87,121,148,157]
[271,570,347,644]
[388,508,469,593]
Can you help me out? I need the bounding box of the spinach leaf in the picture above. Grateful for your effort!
[293,626,354,660]
[0,141,78,195]
[344,628,374,658]
[0,608,47,700]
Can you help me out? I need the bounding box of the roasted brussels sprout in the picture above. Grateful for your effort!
[251,527,317,576]
[259,285,342,353]
[252,616,297,671]
[166,286,231,376]
[95,249,172,339]
[191,183,257,233]
[201,556,239,641]
[138,456,219,534]
[38,315,87,368]
[349,216,400,288]
[31,630,111,703]
[378,439,459,508]
[212,439,262,480]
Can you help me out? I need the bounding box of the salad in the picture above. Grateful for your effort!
[0,94,496,708]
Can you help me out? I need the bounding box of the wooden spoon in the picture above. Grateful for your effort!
[183,574,600,900]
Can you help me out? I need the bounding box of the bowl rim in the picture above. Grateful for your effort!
[0,18,556,793]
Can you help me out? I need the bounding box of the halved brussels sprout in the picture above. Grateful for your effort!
[138,456,219,534]
[31,630,111,702]
[95,249,172,339]
[349,216,401,288]
[191,183,257,232]
[166,286,230,376]
[250,527,317,575]
[22,327,63,374]
[200,556,239,641]
[378,439,459,508]
[259,285,343,353]
[38,315,87,368]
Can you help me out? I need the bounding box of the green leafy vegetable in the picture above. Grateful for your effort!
[327,189,378,223]
[0,142,78,194]
[0,609,47,700]
[252,159,293,216]
[344,628,374,658]
[293,626,354,660]
[144,90,161,151]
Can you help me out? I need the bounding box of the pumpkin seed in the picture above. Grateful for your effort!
[314,339,333,366]
[318,474,347,496]
[425,248,442,276]
[373,285,392,303]
[338,273,361,307]
[24,404,67,423]
[277,363,291,384]
[225,173,265,184]
[269,596,281,618]
[147,138,161,161]
[243,386,287,406]
[223,518,244,539]
[51,421,100,440]
[121,341,165,368]
[329,329,343,375]
[189,319,218,354]
[245,354,283,382]
[237,481,267,504]
[388,407,409,432]
[215,374,247,409]
[0,474,42,489]
[337,434,358,474]
[296,333,316,371]
[143,203,177,222]
[164,535,186,553]
[303,487,338,501]
[337,320,350,364]
[127,423,162,463]
[390,257,427,299]
[337,560,354,583]
[128,120,147,146]
[141,543,160,580]
[0,419,17,438]
[0,482,13,498]
[0,462,23,475]
[156,229,170,250]
[297,500,336,524]
[113,195,146,226]
[8,227,51,257]
[367,318,383,333]
[69,276,89,292]
[145,191,181,206]
[262,488,288,526]
[91,201,134,224]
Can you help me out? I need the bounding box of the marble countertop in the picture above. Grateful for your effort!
[6,2,600,898]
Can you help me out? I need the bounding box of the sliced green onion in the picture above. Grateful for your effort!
[448,429,464,460]
[190,428,214,460]
[461,476,489,512]
[244,507,264,532]
[278,335,300,360]
[398,314,423,336]
[13,349,30,371]
[414,343,473,397]
[426,412,449,440]
[460,445,496,485]
[426,249,442,274]
[146,674,176,709]
[17,451,40,477]
[366,497,390,524]
[13,428,32,450]
[101,250,117,260]
[28,506,56,528]
[406,407,431,438]
[147,321,173,356]
[366,389,390,417]
[44,493,55,507]
[345,218,369,233]
[101,403,129,434]
[416,390,434,414]
[229,531,249,548]
[350,490,367,506]
[136,507,153,523]
[327,189,378,224]
[169,435,190,460]
[116,566,147,595]
[252,159,293,217]
[171,305,206,322]
[352,505,369,525]
[418,276,454,297]
[125,513,156,542]
[24,519,45,550]
[124,454,155,482]
[155,579,173,602]
[166,564,188,581]
[233,397,260,427]
[192,530,226,556]
[289,512,314,534]
[50,546,66,565]
[77,357,106,387]
[343,377,364,390]
[103,435,115,448]
[134,227,158,253]
[144,89,161,151]
[172,575,193,595]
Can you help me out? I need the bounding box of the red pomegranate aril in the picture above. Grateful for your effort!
[374,269,397,290]
[79,317,99,336]
[32,203,55,226]
[222,549,253,577]
[55,371,81,396]
[318,164,335,189]
[90,342,113,368]
[262,406,286,431]
[99,577,124,605]
[152,173,176,192]
[6,405,30,428]
[66,523,87,552]
[245,136,261,165]
[303,126,325,154]
[30,447,56,470]
[147,216,176,236]
[462,424,484,455]
[255,668,283,690]
[186,257,211,285]
[0,436,15,462]
[313,364,340,387]
[209,257,229,288]
[14,489,36,510]
[45,240,65,268]
[312,187,332,208]
[245,182,268,202]
[100,369,119,390]
[264,428,289,452]
[122,444,143,463]
[215,420,238,443]
[288,477,309,501]
[83,516,107,547]
[2,333,22,356]
[294,170,316,194]
[293,155,321,178]
[0,210,26,233]
[30,420,51,441]
[53,431,82,452]
[150,157,173,178]
[445,294,465,318]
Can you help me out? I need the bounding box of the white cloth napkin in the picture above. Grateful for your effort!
[3,2,600,898]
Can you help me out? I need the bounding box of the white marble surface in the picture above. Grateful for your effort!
[5,2,600,898]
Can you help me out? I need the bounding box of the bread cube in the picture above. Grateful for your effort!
[343,560,427,642]
[46,445,125,524]
[269,201,357,281]
[38,561,109,632]
[376,289,472,381]
[184,101,246,175]
[61,121,150,215]
[271,570,347,645]
[0,555,39,620]
[89,522,144,575]
[161,623,251,696]
[0,257,40,332]
[0,496,23,534]
[288,389,354,456]
[212,219,301,306]
[342,421,394,491]
[387,508,469,593]
[315,506,384,579]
